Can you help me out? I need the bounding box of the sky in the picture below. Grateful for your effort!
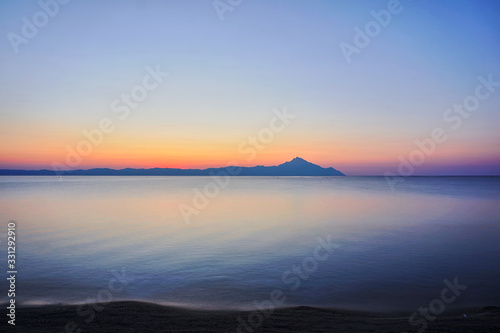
[0,0,499,175]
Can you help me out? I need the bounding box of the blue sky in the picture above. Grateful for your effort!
[0,0,499,174]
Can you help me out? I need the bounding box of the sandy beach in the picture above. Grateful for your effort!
[9,301,500,332]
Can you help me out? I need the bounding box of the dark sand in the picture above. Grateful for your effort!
[7,301,500,332]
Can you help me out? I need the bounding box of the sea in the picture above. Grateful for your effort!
[1,176,499,313]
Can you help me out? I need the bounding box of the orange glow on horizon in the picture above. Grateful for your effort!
[1,119,499,174]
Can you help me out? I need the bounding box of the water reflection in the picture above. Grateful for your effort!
[0,176,499,311]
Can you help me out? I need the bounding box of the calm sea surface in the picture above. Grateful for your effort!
[1,176,499,312]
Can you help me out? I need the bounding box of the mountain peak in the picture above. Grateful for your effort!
[282,157,315,166]
[273,157,344,176]
[287,156,311,163]
[279,157,318,168]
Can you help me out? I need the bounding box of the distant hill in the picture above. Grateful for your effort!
[0,157,345,176]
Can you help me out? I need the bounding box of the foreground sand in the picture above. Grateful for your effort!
[9,301,500,332]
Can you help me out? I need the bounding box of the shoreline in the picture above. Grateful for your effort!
[9,301,500,332]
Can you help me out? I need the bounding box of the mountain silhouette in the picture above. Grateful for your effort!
[0,157,345,176]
